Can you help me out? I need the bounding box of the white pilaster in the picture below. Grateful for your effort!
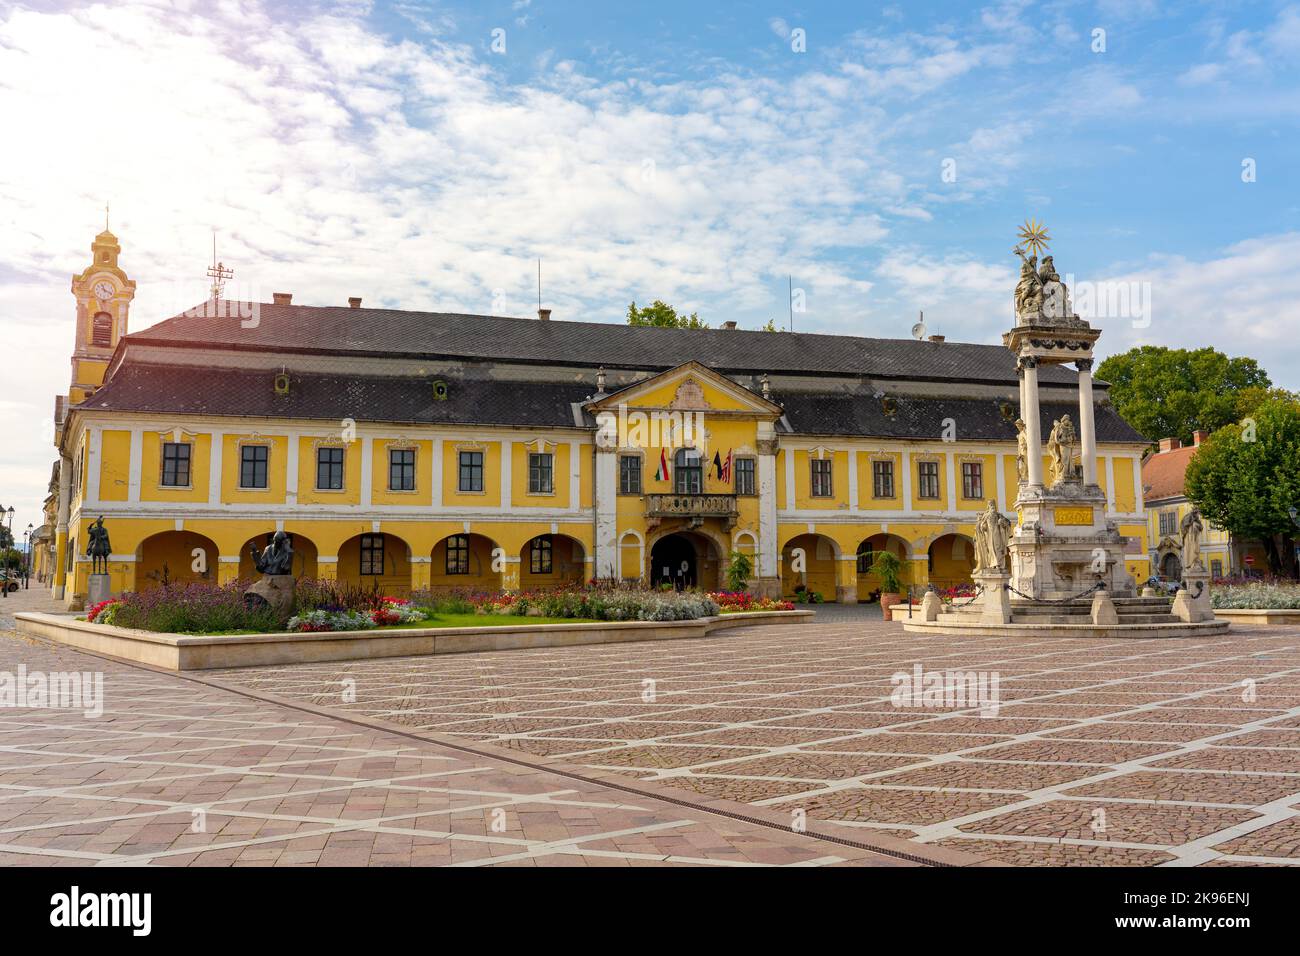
[430,438,443,509]
[900,450,913,513]
[569,441,581,512]
[847,450,859,511]
[209,429,225,504]
[757,435,779,579]
[501,440,512,507]
[85,426,101,505]
[360,436,373,507]
[127,428,142,502]
[593,448,618,579]
[1077,359,1098,485]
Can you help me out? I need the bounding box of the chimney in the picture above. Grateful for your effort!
[1158,437,1181,452]
[928,334,945,343]
[1192,429,1209,446]
[538,308,551,321]
[272,292,292,305]
[348,297,362,309]
[721,320,738,330]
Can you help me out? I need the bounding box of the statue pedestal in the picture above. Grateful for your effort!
[920,588,943,622]
[1173,567,1214,623]
[973,570,1011,624]
[1009,478,1135,601]
[86,574,113,607]
[243,574,297,627]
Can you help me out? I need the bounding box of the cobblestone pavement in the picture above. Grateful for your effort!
[0,632,918,867]
[203,619,1300,866]
[0,586,68,630]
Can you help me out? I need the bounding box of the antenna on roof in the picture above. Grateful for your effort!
[206,232,234,300]
[788,275,793,332]
[911,310,928,340]
[537,258,542,311]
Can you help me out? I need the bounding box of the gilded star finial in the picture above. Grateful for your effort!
[1016,218,1051,257]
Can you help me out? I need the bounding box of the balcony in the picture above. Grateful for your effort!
[645,493,739,529]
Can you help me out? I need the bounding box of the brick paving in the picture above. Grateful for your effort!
[193,617,1300,866]
[0,632,919,867]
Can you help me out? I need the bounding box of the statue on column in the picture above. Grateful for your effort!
[1038,255,1074,322]
[1014,418,1029,482]
[1180,508,1204,572]
[974,500,1012,572]
[1012,247,1043,321]
[1046,415,1078,486]
[85,516,111,575]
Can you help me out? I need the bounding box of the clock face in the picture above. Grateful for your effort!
[93,280,114,300]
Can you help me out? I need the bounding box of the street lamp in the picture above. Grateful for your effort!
[24,523,33,589]
[0,505,11,599]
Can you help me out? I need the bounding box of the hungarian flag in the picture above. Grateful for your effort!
[712,450,723,480]
[655,448,669,482]
[722,450,733,483]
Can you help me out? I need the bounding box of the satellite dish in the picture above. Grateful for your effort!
[911,321,927,340]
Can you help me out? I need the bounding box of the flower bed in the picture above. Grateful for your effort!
[708,591,795,613]
[1212,580,1300,610]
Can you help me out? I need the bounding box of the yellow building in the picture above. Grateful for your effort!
[49,230,1152,607]
[1143,433,1267,579]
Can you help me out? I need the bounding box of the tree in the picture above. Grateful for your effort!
[1096,346,1271,446]
[626,300,708,329]
[1184,396,1300,575]
[726,550,753,592]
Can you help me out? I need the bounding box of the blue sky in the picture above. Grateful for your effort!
[1,0,1299,534]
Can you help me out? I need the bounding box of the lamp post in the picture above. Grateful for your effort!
[0,505,11,599]
[24,523,33,589]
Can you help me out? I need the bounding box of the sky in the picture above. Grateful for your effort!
[1,0,1298,544]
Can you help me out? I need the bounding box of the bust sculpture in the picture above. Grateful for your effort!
[251,531,295,576]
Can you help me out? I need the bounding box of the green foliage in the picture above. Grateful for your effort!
[1185,397,1300,574]
[626,299,708,329]
[0,527,13,551]
[726,550,753,591]
[1096,346,1270,446]
[869,550,905,593]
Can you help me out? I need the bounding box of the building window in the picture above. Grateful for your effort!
[917,460,940,499]
[161,442,191,487]
[91,312,113,348]
[961,461,984,500]
[856,541,874,573]
[240,444,269,489]
[458,451,483,492]
[810,458,833,497]
[872,460,894,498]
[388,448,415,491]
[734,457,756,496]
[674,449,703,494]
[1158,510,1177,536]
[528,452,554,494]
[619,454,642,495]
[316,447,344,490]
[1210,558,1223,578]
[529,537,553,574]
[445,534,469,574]
[359,534,384,576]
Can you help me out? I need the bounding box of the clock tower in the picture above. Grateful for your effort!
[68,226,136,408]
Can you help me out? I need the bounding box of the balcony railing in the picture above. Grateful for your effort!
[645,493,739,529]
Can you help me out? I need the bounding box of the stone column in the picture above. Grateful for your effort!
[593,445,619,581]
[52,454,71,600]
[1019,358,1045,488]
[756,432,781,597]
[1076,358,1098,485]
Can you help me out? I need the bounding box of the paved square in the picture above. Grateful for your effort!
[0,629,918,868]
[198,615,1300,866]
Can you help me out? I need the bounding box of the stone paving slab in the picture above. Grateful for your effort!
[0,631,926,868]
[195,617,1300,866]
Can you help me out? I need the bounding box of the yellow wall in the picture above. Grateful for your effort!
[221,434,289,504]
[141,432,211,503]
[297,440,361,506]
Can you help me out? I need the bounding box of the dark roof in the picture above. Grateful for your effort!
[82,362,1146,443]
[780,392,1144,443]
[126,300,1081,386]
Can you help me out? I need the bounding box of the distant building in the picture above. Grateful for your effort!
[1143,432,1266,579]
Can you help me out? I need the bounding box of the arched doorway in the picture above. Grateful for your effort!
[1161,552,1181,580]
[519,534,586,589]
[781,533,839,601]
[928,533,976,589]
[649,531,720,591]
[338,531,412,596]
[855,533,911,601]
[136,530,219,590]
[239,531,319,580]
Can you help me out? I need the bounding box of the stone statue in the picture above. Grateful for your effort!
[1012,247,1043,321]
[85,516,111,575]
[1038,255,1073,321]
[1180,508,1204,572]
[1014,418,1029,482]
[251,531,295,576]
[1046,415,1078,486]
[974,500,1012,572]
